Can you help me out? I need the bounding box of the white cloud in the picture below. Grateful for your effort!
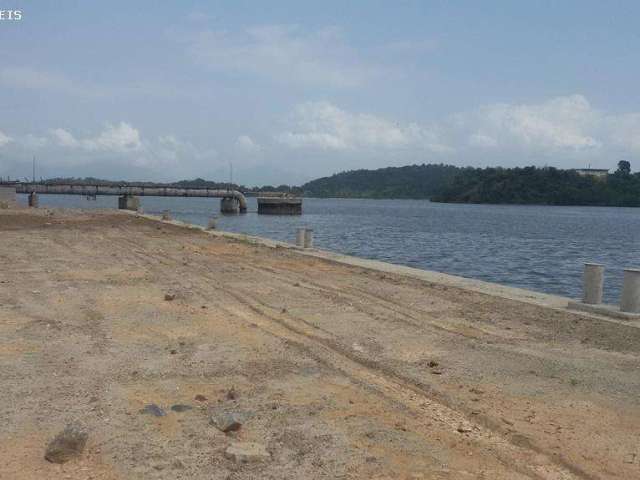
[235,135,261,154]
[150,135,217,166]
[50,122,142,153]
[274,95,640,171]
[4,94,640,182]
[85,122,143,152]
[50,128,79,148]
[185,25,374,88]
[276,101,452,153]
[36,123,216,170]
[0,131,12,147]
[458,95,601,151]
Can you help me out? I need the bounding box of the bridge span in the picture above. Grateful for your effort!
[4,182,248,213]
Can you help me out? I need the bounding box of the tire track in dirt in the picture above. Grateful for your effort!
[108,226,592,480]
[241,262,505,342]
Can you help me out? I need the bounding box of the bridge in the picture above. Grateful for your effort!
[2,182,248,213]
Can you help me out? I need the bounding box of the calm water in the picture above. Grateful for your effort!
[17,194,640,303]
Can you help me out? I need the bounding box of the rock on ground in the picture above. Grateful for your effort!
[140,404,166,416]
[44,423,88,464]
[224,442,271,463]
[210,411,244,433]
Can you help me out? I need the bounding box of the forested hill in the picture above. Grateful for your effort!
[302,164,460,199]
[431,164,640,207]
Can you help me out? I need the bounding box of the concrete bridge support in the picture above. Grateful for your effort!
[304,229,314,248]
[118,195,140,211]
[296,228,306,247]
[620,268,640,313]
[257,197,302,215]
[220,197,240,214]
[28,192,39,208]
[0,186,16,208]
[582,263,604,304]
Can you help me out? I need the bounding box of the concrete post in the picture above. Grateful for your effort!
[28,192,39,208]
[620,268,640,313]
[296,228,306,247]
[0,186,16,207]
[304,228,314,248]
[582,263,604,304]
[220,197,240,214]
[207,216,217,230]
[118,195,140,211]
[161,210,171,221]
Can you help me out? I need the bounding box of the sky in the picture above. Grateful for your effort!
[0,1,639,185]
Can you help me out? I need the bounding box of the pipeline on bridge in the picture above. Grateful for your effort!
[4,182,248,213]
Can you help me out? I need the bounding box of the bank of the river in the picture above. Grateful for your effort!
[2,206,640,479]
[16,194,640,305]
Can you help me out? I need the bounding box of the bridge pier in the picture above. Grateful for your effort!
[220,197,240,214]
[118,195,140,211]
[257,197,302,215]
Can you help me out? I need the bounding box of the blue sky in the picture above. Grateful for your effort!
[1,1,639,184]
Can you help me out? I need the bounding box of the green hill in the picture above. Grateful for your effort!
[302,164,460,199]
[431,163,640,206]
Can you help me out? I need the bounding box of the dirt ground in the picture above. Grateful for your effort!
[1,207,639,479]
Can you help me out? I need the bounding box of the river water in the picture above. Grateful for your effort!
[17,194,640,304]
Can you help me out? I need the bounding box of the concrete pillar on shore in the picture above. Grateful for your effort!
[118,195,140,211]
[207,216,217,230]
[161,210,171,221]
[620,268,640,313]
[0,186,16,208]
[304,228,314,248]
[220,197,240,214]
[28,192,39,208]
[582,263,604,304]
[296,228,306,247]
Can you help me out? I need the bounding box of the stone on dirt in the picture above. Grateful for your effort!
[140,404,166,417]
[171,404,193,412]
[224,442,270,463]
[44,423,88,464]
[457,423,473,433]
[210,411,243,432]
[226,387,238,400]
[164,293,176,301]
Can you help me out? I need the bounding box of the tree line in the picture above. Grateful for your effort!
[31,161,640,206]
[431,162,640,206]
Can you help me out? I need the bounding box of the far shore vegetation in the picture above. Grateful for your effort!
[304,161,640,207]
[21,160,640,206]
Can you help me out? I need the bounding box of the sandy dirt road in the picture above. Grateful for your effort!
[1,207,639,479]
